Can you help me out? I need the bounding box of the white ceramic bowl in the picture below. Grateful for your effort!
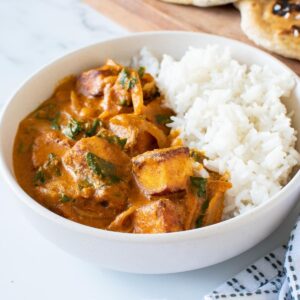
[1,32,300,274]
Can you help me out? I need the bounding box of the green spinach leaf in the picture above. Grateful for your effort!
[86,152,121,184]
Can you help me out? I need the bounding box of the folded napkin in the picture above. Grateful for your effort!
[205,216,300,300]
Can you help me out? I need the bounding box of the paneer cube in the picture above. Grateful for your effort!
[62,136,130,181]
[77,69,104,97]
[133,199,184,233]
[62,136,131,210]
[77,67,118,98]
[132,147,192,196]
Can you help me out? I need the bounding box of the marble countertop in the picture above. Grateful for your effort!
[1,1,299,300]
[0,0,125,105]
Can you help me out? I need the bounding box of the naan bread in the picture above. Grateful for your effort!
[236,0,300,60]
[161,0,236,7]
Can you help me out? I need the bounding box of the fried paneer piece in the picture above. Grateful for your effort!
[62,136,130,180]
[32,131,71,168]
[77,69,105,97]
[132,147,193,196]
[76,62,121,98]
[133,199,184,233]
[108,196,186,233]
[62,136,131,210]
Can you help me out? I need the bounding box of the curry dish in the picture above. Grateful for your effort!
[13,60,231,233]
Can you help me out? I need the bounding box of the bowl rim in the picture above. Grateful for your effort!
[1,30,299,243]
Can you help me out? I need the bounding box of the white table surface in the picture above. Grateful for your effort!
[1,1,299,299]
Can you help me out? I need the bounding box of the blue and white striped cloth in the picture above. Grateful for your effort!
[205,216,300,300]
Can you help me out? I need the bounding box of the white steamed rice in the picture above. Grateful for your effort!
[134,46,300,218]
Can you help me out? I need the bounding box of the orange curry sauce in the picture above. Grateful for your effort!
[13,60,231,233]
